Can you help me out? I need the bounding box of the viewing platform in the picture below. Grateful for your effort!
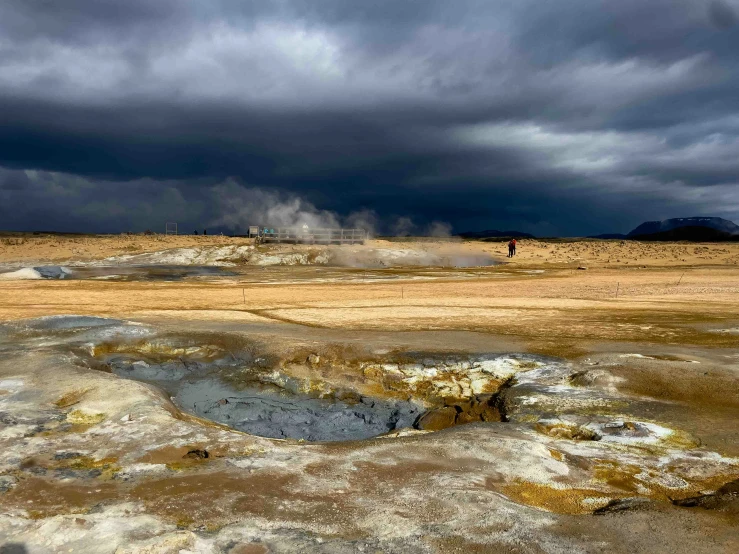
[255,227,366,245]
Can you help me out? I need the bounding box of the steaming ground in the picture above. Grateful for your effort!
[0,237,501,279]
[2,234,739,270]
[0,235,738,553]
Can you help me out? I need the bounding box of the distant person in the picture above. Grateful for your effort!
[512,238,517,256]
[508,239,517,257]
[203,229,207,236]
[194,230,198,235]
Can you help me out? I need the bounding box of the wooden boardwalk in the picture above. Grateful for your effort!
[257,227,366,245]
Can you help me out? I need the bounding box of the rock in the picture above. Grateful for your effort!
[594,498,653,514]
[672,479,739,510]
[454,412,480,425]
[416,395,503,430]
[0,475,16,493]
[415,407,458,431]
[601,421,649,437]
[478,405,502,422]
[451,399,473,412]
[537,422,601,441]
[183,449,209,459]
[415,396,503,431]
[577,266,587,270]
[307,354,320,365]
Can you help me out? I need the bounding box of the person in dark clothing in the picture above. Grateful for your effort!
[203,229,207,235]
[194,230,198,235]
[508,239,517,257]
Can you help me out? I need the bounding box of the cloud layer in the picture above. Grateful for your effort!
[1,0,738,235]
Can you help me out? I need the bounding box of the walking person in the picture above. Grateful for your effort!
[508,239,515,258]
[511,238,517,256]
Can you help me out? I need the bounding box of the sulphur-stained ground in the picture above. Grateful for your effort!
[0,235,737,553]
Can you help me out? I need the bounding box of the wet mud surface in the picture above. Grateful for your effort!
[108,359,424,442]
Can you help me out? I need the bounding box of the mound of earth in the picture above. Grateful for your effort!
[628,217,739,237]
[630,226,739,242]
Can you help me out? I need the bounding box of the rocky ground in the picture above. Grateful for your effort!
[0,237,737,553]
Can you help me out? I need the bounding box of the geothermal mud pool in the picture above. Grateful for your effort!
[107,358,424,442]
[76,319,516,441]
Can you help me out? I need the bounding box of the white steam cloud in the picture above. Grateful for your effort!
[211,180,339,229]
[211,179,455,239]
[211,179,379,235]
[426,221,453,237]
[391,216,416,236]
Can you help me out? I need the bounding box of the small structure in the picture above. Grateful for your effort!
[255,226,366,245]
[248,226,260,238]
[165,222,178,235]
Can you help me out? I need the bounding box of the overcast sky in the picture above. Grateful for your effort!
[1,0,738,236]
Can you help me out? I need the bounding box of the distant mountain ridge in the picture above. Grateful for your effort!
[457,229,535,239]
[589,233,628,240]
[628,217,739,237]
[626,226,739,242]
[462,217,739,241]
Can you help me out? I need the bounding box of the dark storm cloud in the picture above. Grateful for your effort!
[0,0,737,235]
[710,0,739,28]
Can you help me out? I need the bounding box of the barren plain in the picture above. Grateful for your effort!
[0,235,737,553]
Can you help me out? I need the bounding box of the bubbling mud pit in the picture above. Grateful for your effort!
[2,316,550,443]
[106,358,425,442]
[71,322,516,442]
